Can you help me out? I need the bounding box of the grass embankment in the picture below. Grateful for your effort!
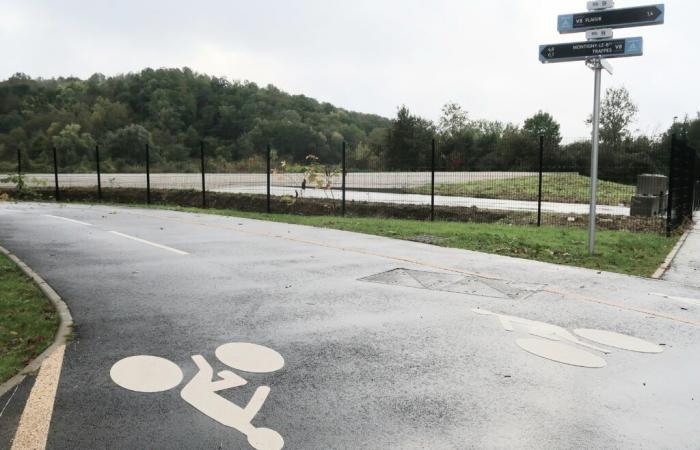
[408,174,635,206]
[0,252,58,383]
[148,204,676,277]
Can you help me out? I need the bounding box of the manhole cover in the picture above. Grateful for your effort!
[360,268,544,300]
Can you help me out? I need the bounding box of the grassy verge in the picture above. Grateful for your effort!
[143,204,676,277]
[407,173,634,206]
[0,252,59,383]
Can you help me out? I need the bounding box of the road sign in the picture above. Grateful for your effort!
[558,4,664,33]
[539,37,643,64]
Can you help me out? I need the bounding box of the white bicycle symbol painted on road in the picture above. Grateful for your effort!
[110,342,285,450]
[473,308,664,367]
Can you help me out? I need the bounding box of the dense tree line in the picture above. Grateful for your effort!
[382,89,699,182]
[0,68,697,181]
[0,68,390,172]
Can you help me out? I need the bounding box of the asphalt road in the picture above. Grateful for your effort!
[0,202,698,449]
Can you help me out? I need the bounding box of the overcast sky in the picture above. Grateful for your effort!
[1,0,697,137]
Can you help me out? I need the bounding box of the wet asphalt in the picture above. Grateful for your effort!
[0,202,699,449]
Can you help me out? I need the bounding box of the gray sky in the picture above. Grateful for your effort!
[1,0,697,137]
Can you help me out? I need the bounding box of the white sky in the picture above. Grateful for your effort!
[1,0,697,137]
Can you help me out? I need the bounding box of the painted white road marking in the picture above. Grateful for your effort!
[110,356,183,392]
[43,214,92,226]
[573,329,664,353]
[473,309,610,353]
[516,338,607,368]
[473,308,663,368]
[216,343,285,373]
[649,292,700,306]
[108,231,189,255]
[111,342,285,450]
[11,345,66,450]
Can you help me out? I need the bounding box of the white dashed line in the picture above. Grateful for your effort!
[650,292,700,306]
[43,214,92,226]
[109,231,189,255]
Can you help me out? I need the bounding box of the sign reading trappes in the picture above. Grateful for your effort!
[539,37,643,64]
[558,4,664,33]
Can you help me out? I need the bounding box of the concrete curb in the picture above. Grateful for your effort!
[651,225,693,279]
[0,245,73,398]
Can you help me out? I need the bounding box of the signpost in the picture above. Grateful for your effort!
[539,37,642,63]
[558,4,664,33]
[539,3,664,255]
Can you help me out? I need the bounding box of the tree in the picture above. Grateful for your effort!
[385,106,434,169]
[523,111,561,147]
[104,124,151,165]
[589,86,638,147]
[51,124,95,169]
[438,102,468,138]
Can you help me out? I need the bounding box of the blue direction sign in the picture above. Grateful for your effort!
[558,4,664,34]
[539,37,643,63]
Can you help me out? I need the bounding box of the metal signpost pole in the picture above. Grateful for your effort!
[588,59,603,255]
[539,1,664,254]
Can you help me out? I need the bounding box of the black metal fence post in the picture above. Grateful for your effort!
[200,141,206,208]
[52,146,60,201]
[430,139,436,222]
[95,144,102,201]
[266,144,271,213]
[342,141,346,216]
[16,146,21,177]
[666,134,676,237]
[145,143,151,205]
[537,135,544,227]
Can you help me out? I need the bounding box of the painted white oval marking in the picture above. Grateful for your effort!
[110,355,183,392]
[516,338,607,368]
[573,329,664,353]
[216,343,285,373]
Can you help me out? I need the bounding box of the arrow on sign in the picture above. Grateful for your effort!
[558,4,664,34]
[539,37,643,64]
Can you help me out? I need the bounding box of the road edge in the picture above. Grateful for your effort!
[651,225,693,279]
[0,244,73,398]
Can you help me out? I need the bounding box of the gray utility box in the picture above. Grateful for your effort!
[631,174,668,217]
[636,174,668,196]
[631,195,660,217]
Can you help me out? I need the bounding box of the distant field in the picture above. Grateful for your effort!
[406,174,635,206]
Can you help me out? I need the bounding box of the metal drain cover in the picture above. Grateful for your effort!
[360,268,544,300]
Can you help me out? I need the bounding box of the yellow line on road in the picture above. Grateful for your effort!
[11,345,66,450]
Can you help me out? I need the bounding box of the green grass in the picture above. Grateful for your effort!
[0,252,59,383]
[142,204,677,277]
[407,173,635,206]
